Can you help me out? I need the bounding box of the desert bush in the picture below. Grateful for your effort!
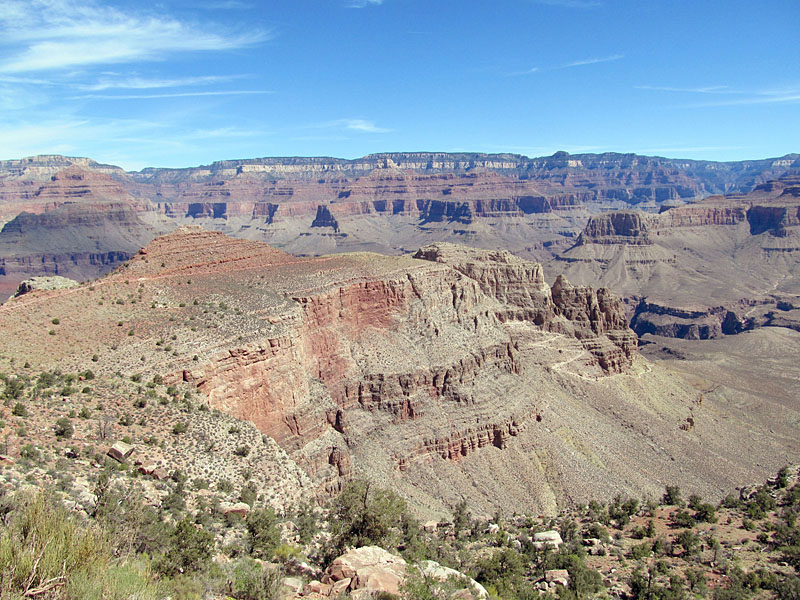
[3,377,24,400]
[233,444,251,457]
[0,491,109,595]
[154,517,213,576]
[246,508,281,560]
[662,485,683,506]
[54,416,74,438]
[228,557,283,600]
[328,480,409,554]
[65,558,164,600]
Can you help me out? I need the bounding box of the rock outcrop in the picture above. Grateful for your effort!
[414,243,637,372]
[14,275,78,297]
[578,212,651,245]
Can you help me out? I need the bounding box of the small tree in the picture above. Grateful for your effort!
[452,499,471,538]
[156,517,214,576]
[54,417,73,439]
[246,508,281,560]
[662,485,683,506]
[328,480,408,553]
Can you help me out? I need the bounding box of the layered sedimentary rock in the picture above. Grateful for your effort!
[551,177,800,339]
[2,227,796,516]
[0,202,158,300]
[1,152,798,299]
[578,212,651,245]
[413,243,636,371]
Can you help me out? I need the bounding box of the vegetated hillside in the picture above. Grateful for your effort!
[0,228,797,523]
[549,175,800,339]
[0,152,798,301]
[0,413,798,600]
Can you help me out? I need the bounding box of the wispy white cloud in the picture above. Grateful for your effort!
[637,82,800,107]
[635,85,739,94]
[560,54,624,68]
[0,0,268,73]
[77,75,244,91]
[310,118,392,133]
[0,116,274,170]
[686,93,800,107]
[348,0,383,6]
[508,54,623,76]
[343,119,391,133]
[73,90,273,100]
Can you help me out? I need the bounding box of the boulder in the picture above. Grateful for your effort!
[219,501,251,517]
[533,530,563,549]
[138,462,158,476]
[14,276,78,297]
[545,569,570,587]
[151,467,169,481]
[283,576,304,594]
[303,580,332,596]
[107,441,134,463]
[325,546,406,596]
[419,560,489,598]
[422,520,439,533]
[330,577,352,596]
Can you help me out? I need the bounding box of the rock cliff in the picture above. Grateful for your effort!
[551,178,800,339]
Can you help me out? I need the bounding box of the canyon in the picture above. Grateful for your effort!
[551,175,800,339]
[1,151,799,304]
[2,151,800,517]
[2,227,797,517]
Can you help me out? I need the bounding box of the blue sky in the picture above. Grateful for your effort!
[0,0,797,170]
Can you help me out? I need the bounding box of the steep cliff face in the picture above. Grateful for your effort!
[412,243,637,372]
[126,231,640,504]
[578,212,651,245]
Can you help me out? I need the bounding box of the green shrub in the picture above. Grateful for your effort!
[662,485,683,506]
[328,480,409,554]
[155,517,213,577]
[671,509,695,529]
[246,508,281,560]
[228,557,282,600]
[0,492,109,595]
[233,445,251,457]
[11,402,27,417]
[54,417,74,439]
[628,541,652,560]
[65,559,164,600]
